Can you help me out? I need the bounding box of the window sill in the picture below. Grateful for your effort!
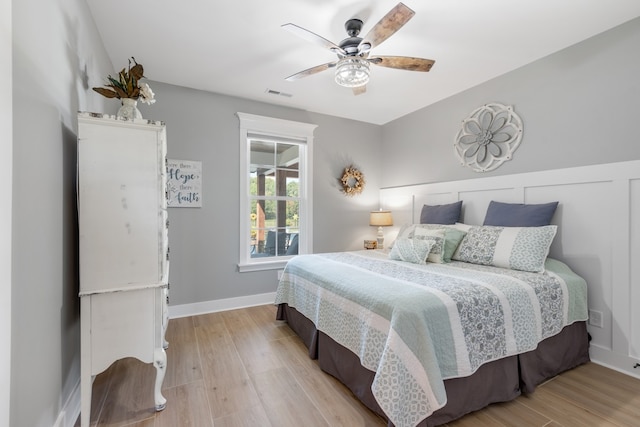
[238,258,292,273]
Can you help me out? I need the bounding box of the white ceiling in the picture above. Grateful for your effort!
[87,0,640,125]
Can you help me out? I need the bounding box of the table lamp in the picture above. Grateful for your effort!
[369,210,393,249]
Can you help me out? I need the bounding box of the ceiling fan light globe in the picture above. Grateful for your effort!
[335,58,370,88]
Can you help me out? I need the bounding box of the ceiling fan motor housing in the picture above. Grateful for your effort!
[339,37,364,55]
[345,18,363,37]
[341,19,367,55]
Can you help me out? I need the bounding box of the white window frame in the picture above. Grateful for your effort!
[237,112,316,272]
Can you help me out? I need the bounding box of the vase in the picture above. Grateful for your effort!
[117,98,143,120]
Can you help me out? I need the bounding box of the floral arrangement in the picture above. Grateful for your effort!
[339,165,365,196]
[93,57,156,105]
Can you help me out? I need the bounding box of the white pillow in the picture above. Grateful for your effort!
[452,225,557,273]
[451,222,472,232]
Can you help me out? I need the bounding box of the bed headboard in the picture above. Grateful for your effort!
[380,159,640,379]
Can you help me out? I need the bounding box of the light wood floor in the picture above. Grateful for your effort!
[78,304,640,427]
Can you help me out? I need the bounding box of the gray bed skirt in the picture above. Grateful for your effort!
[276,303,590,426]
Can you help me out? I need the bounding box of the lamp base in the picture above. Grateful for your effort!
[377,226,385,249]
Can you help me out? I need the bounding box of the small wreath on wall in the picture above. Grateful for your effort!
[454,103,523,172]
[339,165,365,196]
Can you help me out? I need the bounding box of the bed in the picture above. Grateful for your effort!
[274,221,590,427]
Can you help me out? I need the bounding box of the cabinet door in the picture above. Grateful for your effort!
[86,287,165,375]
[78,120,166,293]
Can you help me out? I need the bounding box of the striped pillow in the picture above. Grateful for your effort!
[452,225,557,273]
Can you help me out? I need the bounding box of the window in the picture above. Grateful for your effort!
[237,113,316,272]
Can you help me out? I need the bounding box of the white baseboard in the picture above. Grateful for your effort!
[168,292,277,319]
[589,344,640,380]
[53,379,81,427]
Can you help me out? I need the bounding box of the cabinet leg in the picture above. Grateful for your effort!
[80,297,92,427]
[80,372,92,427]
[162,316,169,350]
[163,288,169,350]
[153,348,167,411]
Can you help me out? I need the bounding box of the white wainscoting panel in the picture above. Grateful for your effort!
[630,179,640,361]
[380,160,640,379]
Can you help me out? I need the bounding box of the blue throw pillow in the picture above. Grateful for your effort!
[483,201,558,227]
[420,201,462,225]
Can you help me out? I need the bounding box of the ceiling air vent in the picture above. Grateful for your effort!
[265,89,293,98]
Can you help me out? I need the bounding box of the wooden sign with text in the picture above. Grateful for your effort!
[167,159,202,207]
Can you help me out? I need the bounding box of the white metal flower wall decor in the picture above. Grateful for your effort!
[454,103,523,172]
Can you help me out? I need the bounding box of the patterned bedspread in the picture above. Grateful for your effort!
[274,250,588,427]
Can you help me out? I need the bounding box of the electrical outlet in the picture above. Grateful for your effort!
[588,309,603,328]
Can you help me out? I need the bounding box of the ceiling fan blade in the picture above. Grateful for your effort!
[352,86,367,96]
[369,56,435,72]
[285,62,336,81]
[359,3,415,51]
[281,23,346,55]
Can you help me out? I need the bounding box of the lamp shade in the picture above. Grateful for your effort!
[370,210,393,227]
[335,57,370,88]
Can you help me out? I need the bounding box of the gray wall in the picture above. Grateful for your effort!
[146,82,382,306]
[381,17,640,188]
[11,0,113,426]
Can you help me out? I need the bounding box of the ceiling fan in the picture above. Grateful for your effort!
[282,2,435,95]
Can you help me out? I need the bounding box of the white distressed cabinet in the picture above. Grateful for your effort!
[77,113,170,427]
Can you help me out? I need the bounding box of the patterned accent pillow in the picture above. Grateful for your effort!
[394,225,448,263]
[416,228,447,263]
[414,224,469,262]
[452,225,557,273]
[389,236,436,265]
